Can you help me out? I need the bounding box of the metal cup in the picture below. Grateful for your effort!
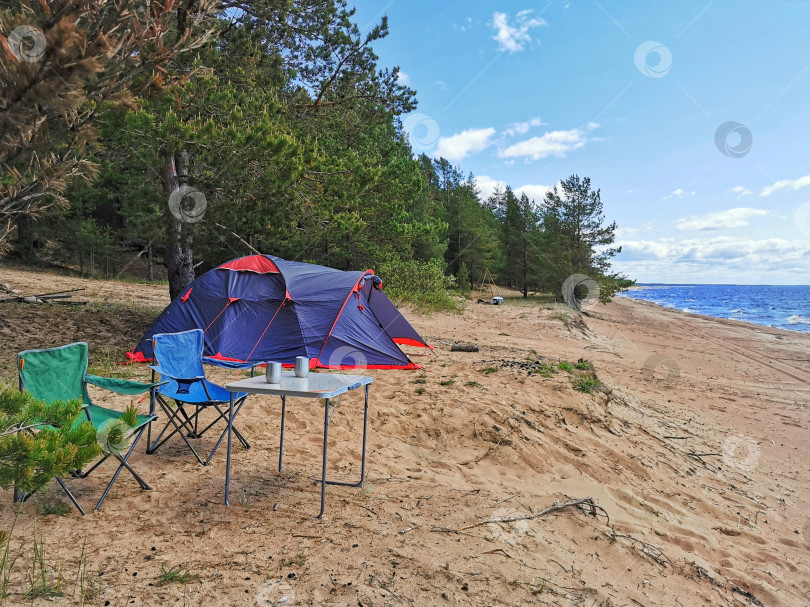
[265,361,282,384]
[294,356,309,378]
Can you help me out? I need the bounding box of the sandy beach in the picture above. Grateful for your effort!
[0,267,809,606]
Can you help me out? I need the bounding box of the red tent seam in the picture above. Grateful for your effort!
[245,296,289,361]
[314,270,374,365]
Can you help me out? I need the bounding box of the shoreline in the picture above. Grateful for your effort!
[617,294,810,337]
[618,288,810,335]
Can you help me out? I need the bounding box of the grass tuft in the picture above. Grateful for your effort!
[156,564,200,587]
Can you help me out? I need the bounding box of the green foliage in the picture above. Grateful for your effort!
[598,275,635,304]
[439,379,455,386]
[377,257,456,311]
[465,381,481,387]
[573,359,594,371]
[25,531,63,600]
[557,361,574,372]
[572,375,601,394]
[36,499,72,517]
[0,509,19,601]
[538,175,628,305]
[478,367,498,374]
[457,262,470,292]
[279,553,308,568]
[531,363,558,378]
[5,0,630,303]
[0,387,101,495]
[156,564,200,587]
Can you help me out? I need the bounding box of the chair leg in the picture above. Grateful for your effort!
[94,426,151,511]
[205,397,250,465]
[194,405,250,450]
[55,477,86,516]
[147,396,185,452]
[148,400,204,463]
[211,401,250,449]
[74,454,110,479]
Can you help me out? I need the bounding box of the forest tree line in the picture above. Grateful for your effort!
[0,0,629,304]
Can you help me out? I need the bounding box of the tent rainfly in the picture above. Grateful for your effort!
[127,255,431,370]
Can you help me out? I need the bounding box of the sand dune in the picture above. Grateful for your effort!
[0,268,808,605]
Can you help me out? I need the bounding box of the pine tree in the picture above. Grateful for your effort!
[540,174,622,302]
[0,0,214,254]
[0,387,100,495]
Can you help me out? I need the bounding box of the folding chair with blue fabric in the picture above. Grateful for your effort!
[146,329,250,465]
[17,342,162,514]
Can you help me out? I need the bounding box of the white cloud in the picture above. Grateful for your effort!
[435,80,448,91]
[613,236,810,283]
[674,208,769,231]
[475,175,506,200]
[504,117,543,137]
[614,224,652,239]
[397,71,410,85]
[490,10,547,53]
[434,127,496,161]
[499,128,588,160]
[731,185,753,197]
[760,173,810,197]
[617,236,810,264]
[515,183,554,202]
[475,176,554,203]
[663,188,695,201]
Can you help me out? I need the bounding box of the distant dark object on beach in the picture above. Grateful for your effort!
[451,343,479,352]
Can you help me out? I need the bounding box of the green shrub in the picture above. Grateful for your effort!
[531,363,558,378]
[457,262,470,293]
[0,387,101,495]
[572,375,601,393]
[557,361,574,372]
[377,258,457,311]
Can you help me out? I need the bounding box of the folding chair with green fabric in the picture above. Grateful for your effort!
[17,342,163,515]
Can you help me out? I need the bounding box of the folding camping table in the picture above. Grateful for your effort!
[224,372,373,518]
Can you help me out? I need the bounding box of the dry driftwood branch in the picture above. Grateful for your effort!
[458,496,609,531]
[451,343,479,352]
[607,528,673,568]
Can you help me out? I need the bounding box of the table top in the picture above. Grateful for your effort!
[226,371,373,399]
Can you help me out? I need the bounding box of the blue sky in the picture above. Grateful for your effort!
[352,1,810,284]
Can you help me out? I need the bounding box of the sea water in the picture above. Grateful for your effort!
[619,284,810,334]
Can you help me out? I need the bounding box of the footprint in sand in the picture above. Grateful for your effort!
[409,435,446,462]
[803,518,810,549]
[256,579,295,606]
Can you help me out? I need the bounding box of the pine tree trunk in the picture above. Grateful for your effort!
[146,243,154,282]
[15,214,35,261]
[162,151,195,300]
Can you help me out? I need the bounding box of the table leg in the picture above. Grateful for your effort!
[225,392,234,506]
[317,397,329,519]
[279,395,286,473]
[310,385,369,488]
[359,384,369,485]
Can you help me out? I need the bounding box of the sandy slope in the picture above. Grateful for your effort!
[0,267,809,606]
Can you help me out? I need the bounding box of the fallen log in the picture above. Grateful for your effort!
[451,344,479,352]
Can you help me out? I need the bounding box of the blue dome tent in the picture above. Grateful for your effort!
[127,255,430,370]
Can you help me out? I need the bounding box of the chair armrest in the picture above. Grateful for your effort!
[86,374,167,395]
